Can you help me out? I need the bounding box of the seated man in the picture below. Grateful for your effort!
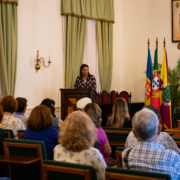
[122,108,180,179]
[125,105,179,153]
[14,97,28,127]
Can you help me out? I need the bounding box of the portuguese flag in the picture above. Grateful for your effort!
[151,48,160,112]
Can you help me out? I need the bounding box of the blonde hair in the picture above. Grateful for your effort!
[83,103,102,127]
[59,111,96,152]
[107,97,130,128]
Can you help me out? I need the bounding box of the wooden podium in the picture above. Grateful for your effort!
[60,89,97,120]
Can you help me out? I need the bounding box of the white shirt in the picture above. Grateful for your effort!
[54,144,107,180]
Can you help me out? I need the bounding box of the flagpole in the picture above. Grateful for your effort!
[147,38,150,50]
[163,38,166,49]
[156,37,158,55]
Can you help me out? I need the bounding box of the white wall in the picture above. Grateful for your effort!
[120,0,179,102]
[16,0,63,109]
[16,0,180,108]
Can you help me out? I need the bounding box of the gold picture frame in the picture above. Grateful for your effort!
[172,0,180,42]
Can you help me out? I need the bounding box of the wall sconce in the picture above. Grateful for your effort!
[35,50,51,72]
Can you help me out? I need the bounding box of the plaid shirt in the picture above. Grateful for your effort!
[74,75,97,90]
[125,131,180,153]
[122,141,180,180]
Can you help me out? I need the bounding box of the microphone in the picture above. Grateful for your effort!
[69,83,76,89]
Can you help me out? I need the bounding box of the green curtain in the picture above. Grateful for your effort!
[61,0,114,23]
[65,15,86,88]
[96,20,113,92]
[0,1,18,96]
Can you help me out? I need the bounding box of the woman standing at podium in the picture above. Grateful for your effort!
[74,64,97,90]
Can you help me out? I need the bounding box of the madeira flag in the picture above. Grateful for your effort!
[145,48,153,105]
[160,49,172,129]
[151,48,160,112]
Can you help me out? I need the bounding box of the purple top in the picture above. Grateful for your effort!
[96,127,108,162]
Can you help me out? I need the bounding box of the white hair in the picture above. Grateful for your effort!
[77,97,92,110]
[132,108,159,141]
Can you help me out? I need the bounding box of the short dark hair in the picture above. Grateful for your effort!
[40,98,56,117]
[79,64,91,79]
[0,95,18,113]
[27,105,53,130]
[16,97,27,113]
[144,105,160,119]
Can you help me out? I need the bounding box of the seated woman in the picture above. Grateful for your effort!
[0,95,26,138]
[107,97,132,128]
[54,111,106,180]
[125,105,180,153]
[83,103,111,163]
[23,105,58,160]
[40,98,63,129]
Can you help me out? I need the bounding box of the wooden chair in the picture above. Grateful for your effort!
[105,167,171,180]
[119,91,131,108]
[115,146,125,168]
[18,130,25,139]
[102,127,131,146]
[1,138,47,180]
[4,129,14,139]
[102,91,109,104]
[165,120,180,138]
[110,90,118,104]
[43,160,97,180]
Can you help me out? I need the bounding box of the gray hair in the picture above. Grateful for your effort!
[132,108,159,141]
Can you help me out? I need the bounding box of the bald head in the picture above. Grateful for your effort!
[132,108,159,141]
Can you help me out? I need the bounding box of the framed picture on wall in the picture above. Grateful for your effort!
[172,0,180,42]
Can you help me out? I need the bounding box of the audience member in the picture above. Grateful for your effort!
[107,97,132,128]
[125,105,179,153]
[0,95,26,137]
[0,106,8,154]
[122,108,180,179]
[54,111,106,180]
[83,103,111,163]
[23,105,58,160]
[14,97,28,127]
[76,97,92,110]
[40,98,63,129]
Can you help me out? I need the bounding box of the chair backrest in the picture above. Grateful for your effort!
[115,146,125,168]
[94,140,98,149]
[102,127,131,146]
[18,130,25,139]
[110,90,117,104]
[102,91,109,104]
[43,160,97,180]
[96,93,100,104]
[105,167,171,180]
[119,91,131,105]
[3,138,47,160]
[4,129,14,139]
[3,138,47,180]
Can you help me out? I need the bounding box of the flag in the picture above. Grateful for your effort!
[151,48,160,112]
[160,49,172,129]
[145,48,153,105]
